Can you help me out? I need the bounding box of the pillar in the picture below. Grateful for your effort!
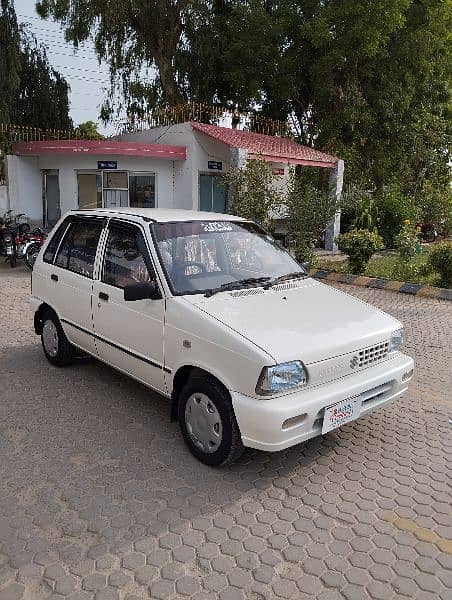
[324,159,344,251]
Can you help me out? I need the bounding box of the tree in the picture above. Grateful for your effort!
[74,121,104,140]
[223,158,282,230]
[11,29,72,130]
[0,0,21,122]
[37,0,189,118]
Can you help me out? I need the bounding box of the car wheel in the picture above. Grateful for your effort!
[41,311,74,366]
[178,374,244,466]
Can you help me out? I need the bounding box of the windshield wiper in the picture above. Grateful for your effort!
[263,271,309,289]
[204,277,272,297]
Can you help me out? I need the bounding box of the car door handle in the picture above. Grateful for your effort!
[51,274,58,282]
[98,292,109,302]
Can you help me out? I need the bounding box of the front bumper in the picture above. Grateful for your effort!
[231,352,414,452]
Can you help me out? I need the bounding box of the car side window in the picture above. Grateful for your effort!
[102,224,154,289]
[54,219,104,278]
[43,218,71,264]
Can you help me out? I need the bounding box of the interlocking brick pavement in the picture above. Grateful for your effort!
[0,264,451,599]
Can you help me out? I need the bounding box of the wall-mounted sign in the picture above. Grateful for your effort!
[208,160,223,170]
[98,160,117,170]
[273,168,285,175]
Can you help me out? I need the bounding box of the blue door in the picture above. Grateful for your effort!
[199,174,227,213]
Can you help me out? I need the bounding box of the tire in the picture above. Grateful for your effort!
[9,253,16,268]
[41,311,75,366]
[24,244,40,270]
[178,374,244,466]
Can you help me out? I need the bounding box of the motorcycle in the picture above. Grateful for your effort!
[16,227,47,269]
[1,211,47,269]
[0,218,17,267]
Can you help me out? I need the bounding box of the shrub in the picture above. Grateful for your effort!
[336,229,384,274]
[223,158,282,230]
[286,175,341,264]
[394,220,421,262]
[427,242,452,288]
[376,186,418,248]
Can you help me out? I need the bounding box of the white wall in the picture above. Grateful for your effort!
[120,123,231,211]
[6,152,177,224]
[6,155,42,221]
[0,185,8,214]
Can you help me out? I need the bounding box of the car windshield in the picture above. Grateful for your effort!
[152,220,304,296]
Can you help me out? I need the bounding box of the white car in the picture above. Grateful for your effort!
[30,208,414,466]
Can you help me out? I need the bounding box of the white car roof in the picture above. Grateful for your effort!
[70,207,247,223]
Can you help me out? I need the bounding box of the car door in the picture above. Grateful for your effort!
[48,217,105,355]
[92,220,167,394]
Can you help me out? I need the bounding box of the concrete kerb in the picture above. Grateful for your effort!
[310,269,452,302]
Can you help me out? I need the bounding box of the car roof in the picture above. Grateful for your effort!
[70,207,247,223]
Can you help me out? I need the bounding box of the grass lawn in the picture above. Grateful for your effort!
[315,248,440,286]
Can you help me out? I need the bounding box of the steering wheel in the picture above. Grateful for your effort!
[173,261,207,276]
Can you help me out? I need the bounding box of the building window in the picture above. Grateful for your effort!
[199,174,226,213]
[77,173,102,210]
[103,171,128,208]
[129,173,156,208]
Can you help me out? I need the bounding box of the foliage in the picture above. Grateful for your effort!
[376,186,418,248]
[286,171,340,263]
[74,121,104,140]
[336,229,384,274]
[0,0,21,123]
[417,180,452,236]
[11,29,72,130]
[37,0,190,118]
[222,158,282,231]
[426,242,452,288]
[394,220,421,263]
[316,252,436,286]
[0,0,72,129]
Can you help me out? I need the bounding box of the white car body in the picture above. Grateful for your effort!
[31,207,414,455]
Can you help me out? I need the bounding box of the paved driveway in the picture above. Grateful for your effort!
[0,264,451,600]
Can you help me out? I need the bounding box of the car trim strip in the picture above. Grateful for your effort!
[60,318,172,374]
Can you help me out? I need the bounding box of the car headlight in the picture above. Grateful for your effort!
[256,360,308,396]
[389,328,404,352]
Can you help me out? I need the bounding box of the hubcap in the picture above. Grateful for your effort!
[184,393,223,454]
[42,320,58,357]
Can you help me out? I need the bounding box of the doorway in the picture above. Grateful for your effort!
[42,170,61,227]
[199,174,227,213]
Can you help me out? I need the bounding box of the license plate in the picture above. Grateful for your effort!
[322,396,361,434]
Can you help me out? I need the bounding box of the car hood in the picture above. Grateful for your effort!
[184,278,401,364]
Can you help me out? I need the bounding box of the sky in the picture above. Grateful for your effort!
[15,0,114,135]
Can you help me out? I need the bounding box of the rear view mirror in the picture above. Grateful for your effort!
[300,261,311,273]
[124,281,161,301]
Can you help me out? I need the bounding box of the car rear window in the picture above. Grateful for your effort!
[43,218,70,264]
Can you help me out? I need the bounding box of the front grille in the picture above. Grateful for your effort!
[351,341,389,369]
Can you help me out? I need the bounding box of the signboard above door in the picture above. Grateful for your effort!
[98,161,117,170]
[208,160,222,170]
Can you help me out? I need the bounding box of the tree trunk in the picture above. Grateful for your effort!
[153,52,185,106]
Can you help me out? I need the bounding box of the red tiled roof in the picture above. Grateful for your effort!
[191,121,337,167]
[12,139,186,160]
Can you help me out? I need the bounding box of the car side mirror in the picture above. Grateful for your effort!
[124,281,161,301]
[300,261,311,273]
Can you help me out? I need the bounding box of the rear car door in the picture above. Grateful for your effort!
[92,220,167,394]
[47,217,105,355]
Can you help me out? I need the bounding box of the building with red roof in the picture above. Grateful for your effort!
[6,121,342,249]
